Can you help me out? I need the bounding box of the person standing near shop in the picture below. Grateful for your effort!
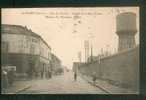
[2,69,9,93]
[7,68,15,86]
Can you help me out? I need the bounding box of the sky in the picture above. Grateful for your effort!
[2,7,139,69]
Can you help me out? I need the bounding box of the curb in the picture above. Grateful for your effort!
[15,85,32,93]
[80,75,135,94]
[86,79,111,94]
[6,85,32,94]
[81,75,111,94]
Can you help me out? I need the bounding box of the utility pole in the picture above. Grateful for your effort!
[90,44,93,62]
[78,51,81,63]
[88,32,95,62]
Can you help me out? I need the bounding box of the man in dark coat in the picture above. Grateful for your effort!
[74,72,77,81]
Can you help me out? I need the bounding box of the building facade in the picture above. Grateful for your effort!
[50,54,62,75]
[1,24,51,78]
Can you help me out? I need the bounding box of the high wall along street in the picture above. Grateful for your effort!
[73,12,139,93]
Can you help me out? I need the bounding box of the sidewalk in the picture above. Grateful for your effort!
[80,74,138,94]
[2,80,33,94]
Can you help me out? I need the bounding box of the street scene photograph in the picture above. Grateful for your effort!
[1,7,139,94]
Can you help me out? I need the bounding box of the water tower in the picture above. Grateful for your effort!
[116,12,137,52]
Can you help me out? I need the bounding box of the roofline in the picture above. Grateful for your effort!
[51,53,61,62]
[2,24,51,50]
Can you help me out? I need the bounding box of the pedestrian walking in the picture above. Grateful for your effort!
[92,72,97,85]
[47,70,52,79]
[74,72,77,81]
[49,71,52,78]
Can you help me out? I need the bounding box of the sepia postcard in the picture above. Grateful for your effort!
[1,7,139,94]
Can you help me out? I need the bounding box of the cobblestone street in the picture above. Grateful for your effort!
[18,71,106,94]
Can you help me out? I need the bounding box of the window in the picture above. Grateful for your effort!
[32,38,38,43]
[40,47,44,56]
[30,44,35,54]
[26,36,30,48]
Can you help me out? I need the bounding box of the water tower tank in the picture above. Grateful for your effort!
[116,12,137,51]
[116,12,137,34]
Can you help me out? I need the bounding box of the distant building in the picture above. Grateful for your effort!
[116,12,137,52]
[1,24,51,78]
[50,53,62,75]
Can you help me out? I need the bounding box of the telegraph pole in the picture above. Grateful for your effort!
[78,51,81,63]
[90,44,93,62]
[88,32,95,62]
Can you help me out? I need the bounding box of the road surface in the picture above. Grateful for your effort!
[18,71,106,94]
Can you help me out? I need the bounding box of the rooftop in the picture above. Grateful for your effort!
[1,24,51,49]
[2,24,40,38]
